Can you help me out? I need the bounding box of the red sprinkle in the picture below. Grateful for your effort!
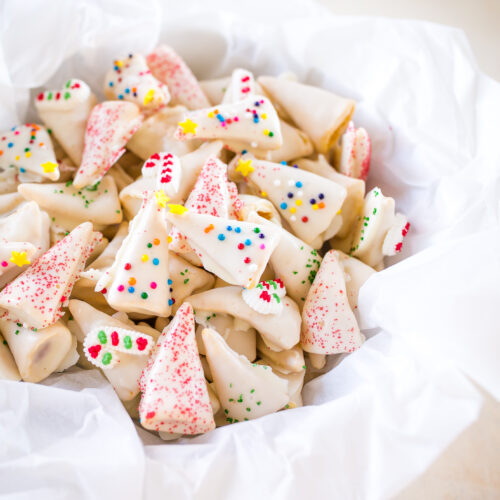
[111,331,119,346]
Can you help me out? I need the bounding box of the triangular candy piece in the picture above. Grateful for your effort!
[0,123,59,180]
[35,79,97,165]
[301,249,363,354]
[258,76,355,154]
[175,96,283,150]
[236,155,346,248]
[165,210,281,288]
[73,101,143,188]
[104,53,170,111]
[168,156,230,264]
[247,211,322,308]
[18,175,122,230]
[139,302,215,435]
[96,192,171,316]
[202,327,289,423]
[69,299,159,401]
[336,121,371,181]
[0,223,101,329]
[349,187,410,268]
[146,45,210,110]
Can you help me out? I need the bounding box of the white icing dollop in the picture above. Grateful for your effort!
[242,279,286,315]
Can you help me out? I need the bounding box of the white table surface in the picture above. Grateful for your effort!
[317,1,500,497]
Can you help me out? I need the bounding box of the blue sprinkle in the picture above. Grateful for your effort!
[295,181,303,188]
[153,258,159,265]
[226,225,233,231]
[244,239,251,246]
[125,88,130,94]
[280,161,287,165]
[216,113,225,122]
[241,150,247,154]
[234,227,241,234]
[168,279,173,285]
[287,192,293,198]
[20,168,26,173]
[253,116,259,124]
[293,164,298,168]
[168,299,174,306]
[7,142,13,148]
[254,101,260,106]
[280,202,287,210]
[310,199,316,205]
[218,234,225,241]
[318,193,325,200]
[128,286,135,293]
[11,127,16,131]
[108,81,114,87]
[113,66,120,71]
[118,94,124,100]
[259,233,265,239]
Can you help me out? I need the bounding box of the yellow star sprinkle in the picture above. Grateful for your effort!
[178,118,198,135]
[336,209,342,215]
[41,161,58,173]
[10,251,30,268]
[143,89,155,105]
[235,158,254,177]
[168,204,188,215]
[155,189,169,208]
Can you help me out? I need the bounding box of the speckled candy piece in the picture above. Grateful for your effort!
[139,302,215,435]
[350,187,409,268]
[175,96,282,150]
[227,181,243,219]
[339,121,371,181]
[35,79,96,165]
[0,123,59,181]
[73,101,143,188]
[0,222,101,330]
[202,327,289,423]
[168,156,230,262]
[96,192,171,316]
[301,249,363,354]
[165,211,281,289]
[240,155,346,248]
[146,45,210,110]
[104,54,170,111]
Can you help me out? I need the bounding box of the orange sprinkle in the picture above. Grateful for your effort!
[204,224,214,233]
[39,142,44,147]
[153,238,160,246]
[128,277,136,285]
[0,150,3,156]
[318,202,325,209]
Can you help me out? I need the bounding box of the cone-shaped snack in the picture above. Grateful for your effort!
[96,191,170,316]
[221,68,260,104]
[165,210,280,289]
[119,141,223,219]
[258,76,355,154]
[146,45,210,110]
[0,318,72,382]
[336,250,376,312]
[69,300,159,400]
[168,156,230,264]
[0,223,101,329]
[74,101,143,188]
[202,327,289,423]
[247,212,321,308]
[175,96,283,150]
[0,123,59,180]
[139,303,215,435]
[188,286,300,350]
[239,195,282,226]
[127,106,197,160]
[0,333,21,380]
[295,155,365,238]
[0,202,50,288]
[301,250,363,354]
[104,53,170,111]
[0,192,23,215]
[237,155,346,248]
[35,79,97,165]
[256,336,305,374]
[18,175,122,230]
[168,252,215,313]
[349,187,410,268]
[199,77,230,105]
[336,121,371,180]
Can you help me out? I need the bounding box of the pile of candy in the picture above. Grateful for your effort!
[0,46,409,438]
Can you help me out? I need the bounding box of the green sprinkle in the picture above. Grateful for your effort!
[246,408,251,412]
[123,336,132,349]
[237,394,243,403]
[63,91,71,100]
[141,292,148,299]
[65,180,73,187]
[250,389,255,394]
[253,227,260,233]
[373,208,377,215]
[147,243,152,248]
[256,401,261,406]
[14,330,19,335]
[65,80,71,88]
[183,279,189,285]
[302,365,306,370]
[229,383,232,388]
[102,352,112,365]
[224,409,228,414]
[47,92,53,100]
[2,340,7,345]
[226,417,233,423]
[229,398,234,402]
[16,323,22,327]
[98,330,107,344]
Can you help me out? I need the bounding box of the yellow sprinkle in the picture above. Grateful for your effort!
[207,111,214,118]
[263,129,270,136]
[143,89,155,105]
[295,199,302,206]
[336,209,342,215]
[290,207,296,214]
[15,155,20,161]
[141,254,149,262]
[178,118,198,135]
[154,189,169,208]
[312,204,319,210]
[168,204,188,215]
[287,401,297,409]
[167,236,173,243]
[41,161,58,173]
[261,113,267,119]
[25,151,31,158]
[235,158,254,177]
[260,191,267,197]
[9,251,30,267]
[114,59,123,67]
